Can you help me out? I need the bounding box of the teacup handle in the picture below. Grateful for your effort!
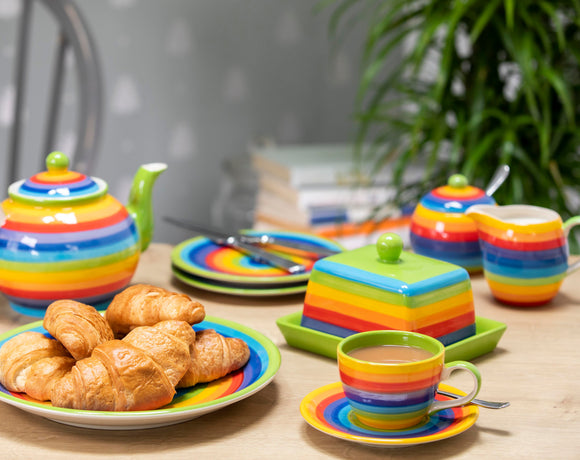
[428,361,482,414]
[563,216,580,275]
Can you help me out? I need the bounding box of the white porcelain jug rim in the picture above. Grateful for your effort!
[465,204,561,225]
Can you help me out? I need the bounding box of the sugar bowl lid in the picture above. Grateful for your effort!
[419,174,495,214]
[8,151,108,205]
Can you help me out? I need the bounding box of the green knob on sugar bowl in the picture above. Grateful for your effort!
[376,232,403,263]
[448,174,469,188]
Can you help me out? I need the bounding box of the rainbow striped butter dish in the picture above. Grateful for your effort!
[301,233,476,346]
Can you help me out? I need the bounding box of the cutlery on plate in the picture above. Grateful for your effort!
[235,233,340,257]
[437,389,510,409]
[164,216,340,257]
[164,217,306,274]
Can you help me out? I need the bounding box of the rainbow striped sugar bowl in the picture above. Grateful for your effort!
[466,204,580,307]
[410,174,496,272]
[0,152,167,316]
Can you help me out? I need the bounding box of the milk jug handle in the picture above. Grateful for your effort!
[563,216,580,275]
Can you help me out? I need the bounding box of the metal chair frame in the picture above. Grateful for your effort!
[6,0,103,185]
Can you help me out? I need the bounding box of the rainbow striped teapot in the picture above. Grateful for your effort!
[0,152,167,316]
[409,174,496,272]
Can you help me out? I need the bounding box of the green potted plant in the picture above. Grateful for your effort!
[323,0,580,243]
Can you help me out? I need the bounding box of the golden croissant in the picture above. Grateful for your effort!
[178,329,250,388]
[43,299,115,360]
[105,284,206,337]
[0,331,75,401]
[51,320,196,411]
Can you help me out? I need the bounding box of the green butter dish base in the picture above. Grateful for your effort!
[276,312,506,362]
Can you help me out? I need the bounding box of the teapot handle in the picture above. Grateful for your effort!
[563,216,580,275]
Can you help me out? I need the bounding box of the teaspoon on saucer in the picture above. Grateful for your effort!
[437,389,510,409]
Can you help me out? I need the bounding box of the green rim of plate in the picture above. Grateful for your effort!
[276,311,507,362]
[0,315,281,418]
[173,266,308,297]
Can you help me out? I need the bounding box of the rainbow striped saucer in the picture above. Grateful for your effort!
[300,382,478,447]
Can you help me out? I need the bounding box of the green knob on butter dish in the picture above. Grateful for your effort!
[376,232,403,263]
[448,173,469,188]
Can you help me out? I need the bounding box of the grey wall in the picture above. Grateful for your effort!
[0,0,364,244]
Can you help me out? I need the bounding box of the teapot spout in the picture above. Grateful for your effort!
[127,163,168,252]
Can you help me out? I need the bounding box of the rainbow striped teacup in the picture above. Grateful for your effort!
[338,330,481,430]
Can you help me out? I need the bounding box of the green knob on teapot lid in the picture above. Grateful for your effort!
[448,174,468,188]
[376,232,403,264]
[46,151,69,173]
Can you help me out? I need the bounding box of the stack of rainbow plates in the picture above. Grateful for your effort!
[171,230,343,296]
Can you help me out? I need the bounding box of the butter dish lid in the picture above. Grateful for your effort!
[312,233,469,296]
[419,174,495,214]
[8,151,107,205]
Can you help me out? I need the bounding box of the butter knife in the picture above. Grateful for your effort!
[235,233,339,257]
[164,217,306,274]
[164,216,339,257]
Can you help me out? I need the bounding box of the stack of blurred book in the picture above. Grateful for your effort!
[250,143,418,249]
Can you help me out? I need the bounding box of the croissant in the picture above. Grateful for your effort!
[25,356,76,401]
[43,299,114,360]
[178,329,250,388]
[0,331,75,401]
[105,284,206,337]
[123,320,196,387]
[51,320,195,411]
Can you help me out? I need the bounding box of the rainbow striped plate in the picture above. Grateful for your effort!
[300,382,478,447]
[171,230,343,286]
[0,316,280,430]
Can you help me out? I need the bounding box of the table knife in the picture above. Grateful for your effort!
[163,216,340,257]
[164,217,306,274]
[237,233,339,257]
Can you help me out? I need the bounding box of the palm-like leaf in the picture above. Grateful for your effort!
[326,0,580,250]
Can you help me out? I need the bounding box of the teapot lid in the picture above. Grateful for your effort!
[8,151,108,205]
[419,174,495,213]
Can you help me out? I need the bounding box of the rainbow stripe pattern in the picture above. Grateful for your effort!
[467,205,570,307]
[410,180,495,272]
[0,166,140,316]
[0,317,281,424]
[301,244,476,346]
[175,236,319,280]
[337,331,447,430]
[300,381,478,446]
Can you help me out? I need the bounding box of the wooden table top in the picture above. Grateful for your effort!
[0,243,578,459]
